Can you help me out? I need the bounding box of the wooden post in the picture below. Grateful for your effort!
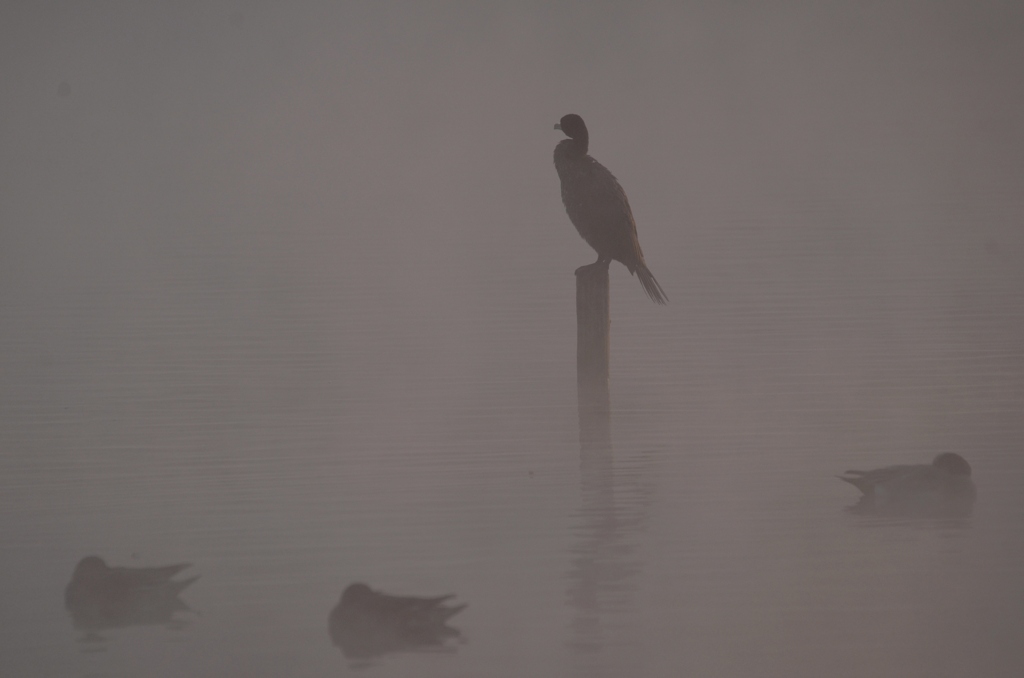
[576,263,610,446]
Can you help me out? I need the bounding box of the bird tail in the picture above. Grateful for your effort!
[837,473,870,495]
[635,262,668,305]
[437,603,467,624]
[169,575,201,596]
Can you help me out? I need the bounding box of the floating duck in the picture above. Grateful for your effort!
[838,452,976,517]
[328,582,466,659]
[64,555,199,631]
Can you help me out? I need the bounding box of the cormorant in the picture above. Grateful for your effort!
[553,113,667,304]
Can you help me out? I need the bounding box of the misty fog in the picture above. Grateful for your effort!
[2,2,1023,677]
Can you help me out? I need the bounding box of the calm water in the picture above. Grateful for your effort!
[3,3,1024,677]
[3,215,1023,677]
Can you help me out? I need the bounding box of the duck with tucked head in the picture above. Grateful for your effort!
[553,113,667,304]
[838,452,976,517]
[328,582,466,660]
[64,555,199,631]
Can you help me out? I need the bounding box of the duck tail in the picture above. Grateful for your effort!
[635,261,668,305]
[837,473,870,495]
[438,603,467,624]
[170,575,200,596]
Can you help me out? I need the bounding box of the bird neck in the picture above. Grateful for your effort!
[571,133,589,155]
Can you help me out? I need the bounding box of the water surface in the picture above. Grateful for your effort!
[2,3,1023,677]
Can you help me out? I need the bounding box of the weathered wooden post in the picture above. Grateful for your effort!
[576,263,611,447]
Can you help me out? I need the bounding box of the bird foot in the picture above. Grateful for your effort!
[574,260,610,276]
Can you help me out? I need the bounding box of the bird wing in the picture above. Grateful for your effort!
[564,157,645,270]
[109,563,193,588]
[371,591,456,613]
[838,464,922,494]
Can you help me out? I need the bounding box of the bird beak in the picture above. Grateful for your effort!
[554,123,561,130]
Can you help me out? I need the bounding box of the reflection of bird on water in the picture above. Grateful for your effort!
[553,113,667,305]
[328,582,466,660]
[64,555,199,632]
[838,453,976,518]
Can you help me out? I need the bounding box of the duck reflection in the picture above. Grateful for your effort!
[328,582,466,661]
[838,452,976,518]
[64,556,199,635]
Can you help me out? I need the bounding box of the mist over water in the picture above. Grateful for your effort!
[2,2,1023,676]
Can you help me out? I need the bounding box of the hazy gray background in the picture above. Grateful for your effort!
[2,2,1023,676]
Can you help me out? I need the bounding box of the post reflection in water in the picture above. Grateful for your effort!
[567,409,657,675]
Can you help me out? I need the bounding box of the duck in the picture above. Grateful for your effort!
[838,452,976,517]
[64,555,199,631]
[328,582,466,659]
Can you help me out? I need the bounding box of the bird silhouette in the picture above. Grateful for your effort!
[64,555,199,632]
[553,113,667,304]
[328,582,466,660]
[838,453,976,517]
